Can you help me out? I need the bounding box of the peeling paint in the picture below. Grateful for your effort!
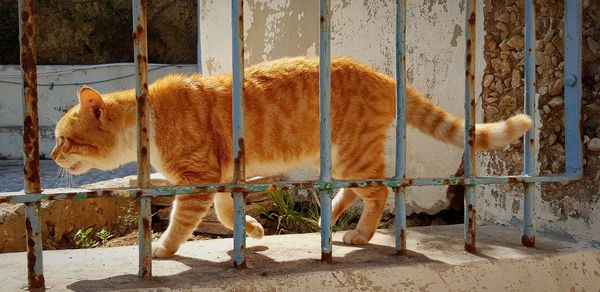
[450,24,462,47]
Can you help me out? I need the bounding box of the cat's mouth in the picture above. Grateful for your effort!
[68,161,82,172]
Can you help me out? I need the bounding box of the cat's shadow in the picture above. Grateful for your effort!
[65,241,443,291]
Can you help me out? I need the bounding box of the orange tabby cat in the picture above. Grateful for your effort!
[51,57,532,257]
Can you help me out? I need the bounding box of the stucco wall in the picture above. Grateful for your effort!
[0,0,472,216]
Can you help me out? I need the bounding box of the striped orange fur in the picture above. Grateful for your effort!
[51,57,532,257]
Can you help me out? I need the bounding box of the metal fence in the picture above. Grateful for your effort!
[0,0,583,290]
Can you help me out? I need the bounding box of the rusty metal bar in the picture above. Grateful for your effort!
[19,0,46,289]
[463,0,477,253]
[24,202,45,289]
[1,172,588,204]
[522,0,537,248]
[394,0,408,256]
[132,0,152,278]
[19,0,40,195]
[231,0,247,269]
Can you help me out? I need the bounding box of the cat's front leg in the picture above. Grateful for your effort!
[213,192,264,239]
[152,193,214,258]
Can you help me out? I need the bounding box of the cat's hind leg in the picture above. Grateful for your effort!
[342,187,388,244]
[213,192,265,239]
[330,188,359,224]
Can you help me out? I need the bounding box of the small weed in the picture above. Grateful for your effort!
[256,190,360,234]
[73,227,97,248]
[73,227,114,248]
[96,228,114,245]
[116,201,138,234]
[256,190,320,234]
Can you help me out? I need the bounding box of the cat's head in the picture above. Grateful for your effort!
[51,86,129,175]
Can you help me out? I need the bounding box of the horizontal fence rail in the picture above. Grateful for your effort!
[2,0,583,289]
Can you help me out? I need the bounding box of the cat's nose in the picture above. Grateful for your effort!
[50,147,58,160]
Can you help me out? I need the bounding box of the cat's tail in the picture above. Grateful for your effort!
[406,87,532,150]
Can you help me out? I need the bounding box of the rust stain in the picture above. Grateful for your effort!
[25,216,45,289]
[521,235,535,247]
[465,204,477,253]
[20,0,41,195]
[401,179,413,187]
[321,251,333,263]
[233,260,247,270]
[507,177,520,184]
[396,229,407,256]
[135,190,144,199]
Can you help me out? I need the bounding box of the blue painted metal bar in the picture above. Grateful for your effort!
[394,0,408,256]
[18,0,45,289]
[564,0,583,176]
[196,0,203,74]
[319,0,333,263]
[522,0,537,248]
[0,173,588,204]
[463,0,477,253]
[132,0,152,278]
[231,0,247,269]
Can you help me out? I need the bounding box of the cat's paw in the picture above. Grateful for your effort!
[247,219,265,239]
[152,243,175,258]
[342,230,369,245]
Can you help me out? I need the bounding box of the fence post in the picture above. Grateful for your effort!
[318,0,333,263]
[132,0,152,278]
[522,0,537,248]
[564,0,583,176]
[19,0,46,289]
[394,0,408,256]
[463,0,477,253]
[231,0,247,269]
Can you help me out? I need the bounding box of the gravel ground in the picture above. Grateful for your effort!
[0,160,137,192]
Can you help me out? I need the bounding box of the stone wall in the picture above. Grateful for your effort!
[0,0,198,64]
[479,0,599,243]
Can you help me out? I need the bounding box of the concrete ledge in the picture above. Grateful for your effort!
[0,224,598,291]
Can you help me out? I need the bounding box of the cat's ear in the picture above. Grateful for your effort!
[78,86,104,120]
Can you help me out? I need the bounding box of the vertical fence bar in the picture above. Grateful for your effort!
[522,0,537,248]
[231,0,247,269]
[564,0,583,176]
[463,0,477,253]
[25,202,45,289]
[196,0,203,74]
[394,0,408,256]
[19,0,45,289]
[319,0,333,263]
[132,0,152,278]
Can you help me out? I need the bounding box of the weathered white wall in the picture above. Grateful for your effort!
[200,0,470,215]
[0,0,471,215]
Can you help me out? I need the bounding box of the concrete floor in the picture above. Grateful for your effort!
[0,224,598,291]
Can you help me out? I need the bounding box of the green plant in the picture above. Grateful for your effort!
[96,228,114,245]
[256,191,320,234]
[73,227,114,248]
[117,201,138,234]
[256,190,361,234]
[332,208,358,232]
[73,227,97,248]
